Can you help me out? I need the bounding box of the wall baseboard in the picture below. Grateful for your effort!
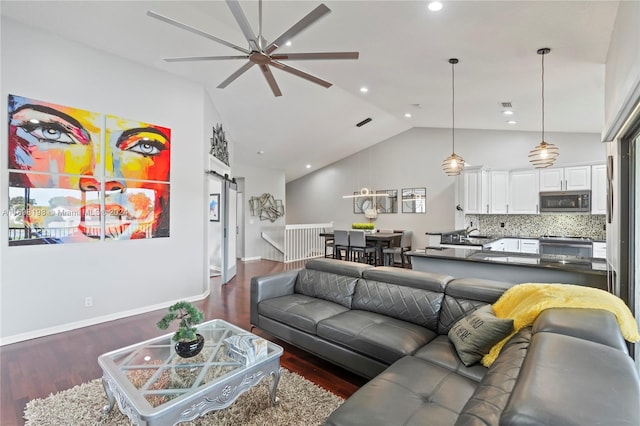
[240,256,262,262]
[0,291,210,346]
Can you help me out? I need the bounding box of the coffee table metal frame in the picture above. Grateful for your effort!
[98,319,283,426]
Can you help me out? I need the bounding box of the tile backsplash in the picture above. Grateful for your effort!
[466,214,606,240]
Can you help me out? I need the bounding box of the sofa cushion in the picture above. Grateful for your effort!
[258,294,349,334]
[317,310,437,364]
[448,305,514,366]
[362,267,453,292]
[325,356,478,426]
[500,332,640,426]
[446,278,514,304]
[455,328,532,426]
[294,268,359,308]
[413,335,488,383]
[352,278,443,329]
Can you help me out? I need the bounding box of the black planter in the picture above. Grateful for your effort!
[175,333,204,358]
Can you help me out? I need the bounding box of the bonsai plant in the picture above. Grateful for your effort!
[157,301,205,358]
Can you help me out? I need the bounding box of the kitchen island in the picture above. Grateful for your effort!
[407,247,608,290]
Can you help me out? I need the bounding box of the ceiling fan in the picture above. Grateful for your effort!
[147,0,359,97]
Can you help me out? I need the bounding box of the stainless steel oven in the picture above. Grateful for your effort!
[539,191,591,213]
[539,236,593,258]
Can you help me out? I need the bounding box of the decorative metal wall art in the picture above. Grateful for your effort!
[209,124,229,166]
[249,193,284,222]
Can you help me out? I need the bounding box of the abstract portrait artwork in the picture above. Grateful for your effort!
[7,94,171,246]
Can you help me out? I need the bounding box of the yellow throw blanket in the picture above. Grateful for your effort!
[481,283,640,367]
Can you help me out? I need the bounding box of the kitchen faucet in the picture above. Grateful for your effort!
[465,226,479,237]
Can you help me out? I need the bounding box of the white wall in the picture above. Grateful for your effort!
[603,0,640,139]
[286,127,604,249]
[0,18,211,343]
[233,164,285,260]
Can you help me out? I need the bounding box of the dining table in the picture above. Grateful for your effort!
[320,232,403,266]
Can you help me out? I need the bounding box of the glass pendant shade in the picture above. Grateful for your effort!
[442,152,465,176]
[530,48,559,168]
[442,58,464,176]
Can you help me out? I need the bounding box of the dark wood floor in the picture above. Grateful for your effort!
[0,259,367,425]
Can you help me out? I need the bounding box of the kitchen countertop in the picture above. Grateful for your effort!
[434,234,599,247]
[407,247,607,275]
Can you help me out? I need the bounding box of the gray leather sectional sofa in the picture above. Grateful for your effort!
[250,258,640,425]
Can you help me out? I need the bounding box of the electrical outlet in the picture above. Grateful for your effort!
[500,222,505,228]
[85,296,93,307]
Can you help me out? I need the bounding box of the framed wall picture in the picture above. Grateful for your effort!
[209,193,220,222]
[376,189,398,213]
[402,187,426,213]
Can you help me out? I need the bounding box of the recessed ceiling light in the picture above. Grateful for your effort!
[285,41,292,46]
[507,120,517,125]
[306,164,311,169]
[257,150,265,155]
[404,113,412,118]
[360,87,369,93]
[428,2,443,12]
[502,110,514,115]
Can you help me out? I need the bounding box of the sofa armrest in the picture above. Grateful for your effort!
[532,307,629,353]
[250,269,300,326]
[500,332,640,426]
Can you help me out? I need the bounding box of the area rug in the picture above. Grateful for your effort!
[24,369,343,425]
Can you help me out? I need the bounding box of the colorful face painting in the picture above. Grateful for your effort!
[8,94,101,188]
[105,116,171,240]
[7,95,171,245]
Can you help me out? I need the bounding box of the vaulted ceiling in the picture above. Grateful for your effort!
[1,1,619,181]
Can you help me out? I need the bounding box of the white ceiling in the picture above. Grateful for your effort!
[1,1,619,182]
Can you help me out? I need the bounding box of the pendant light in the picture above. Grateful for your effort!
[529,48,559,168]
[442,58,465,176]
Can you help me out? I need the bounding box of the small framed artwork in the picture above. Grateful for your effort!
[402,187,426,213]
[209,193,220,222]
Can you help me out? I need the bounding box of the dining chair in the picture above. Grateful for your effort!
[349,230,377,264]
[382,230,412,267]
[333,230,350,261]
[323,227,335,258]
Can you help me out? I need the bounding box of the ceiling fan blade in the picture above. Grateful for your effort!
[271,52,359,61]
[260,65,283,97]
[270,60,332,88]
[217,61,256,89]
[225,0,260,51]
[147,10,250,55]
[265,4,331,54]
[164,55,249,62]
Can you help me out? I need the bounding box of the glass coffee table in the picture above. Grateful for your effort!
[98,319,283,425]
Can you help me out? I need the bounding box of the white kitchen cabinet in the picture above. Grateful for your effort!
[463,167,489,214]
[592,241,606,259]
[489,170,509,214]
[484,240,505,251]
[539,165,591,191]
[591,163,607,215]
[484,238,538,253]
[503,238,520,252]
[509,169,540,214]
[519,239,540,254]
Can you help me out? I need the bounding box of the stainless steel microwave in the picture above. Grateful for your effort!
[539,191,591,213]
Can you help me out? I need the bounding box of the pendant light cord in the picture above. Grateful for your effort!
[541,51,545,142]
[452,60,455,153]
